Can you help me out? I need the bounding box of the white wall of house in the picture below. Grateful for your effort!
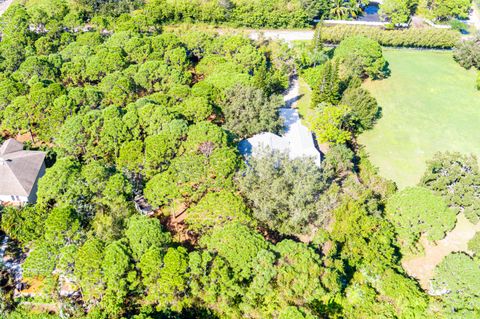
[0,195,29,203]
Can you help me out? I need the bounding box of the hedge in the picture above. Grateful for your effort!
[317,25,460,49]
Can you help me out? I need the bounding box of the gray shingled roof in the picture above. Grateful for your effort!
[0,139,46,197]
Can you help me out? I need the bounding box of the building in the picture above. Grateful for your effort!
[0,139,46,204]
[238,108,322,167]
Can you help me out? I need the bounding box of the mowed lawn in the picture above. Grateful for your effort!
[359,49,480,189]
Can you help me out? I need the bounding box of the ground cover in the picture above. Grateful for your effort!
[359,49,480,189]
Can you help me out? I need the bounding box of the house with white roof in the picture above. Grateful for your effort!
[0,139,46,204]
[238,108,321,167]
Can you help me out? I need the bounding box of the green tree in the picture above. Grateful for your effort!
[420,152,480,223]
[311,61,341,106]
[220,84,283,138]
[380,0,410,24]
[334,36,388,79]
[237,150,327,235]
[431,253,480,317]
[311,104,352,145]
[186,191,253,233]
[125,215,171,260]
[385,187,457,254]
[74,238,105,304]
[340,86,379,132]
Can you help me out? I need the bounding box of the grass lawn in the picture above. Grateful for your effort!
[296,76,314,128]
[359,49,480,189]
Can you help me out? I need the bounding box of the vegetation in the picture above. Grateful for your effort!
[431,253,480,318]
[333,35,388,79]
[359,49,480,188]
[0,0,479,318]
[385,187,456,254]
[318,24,460,48]
[421,152,480,224]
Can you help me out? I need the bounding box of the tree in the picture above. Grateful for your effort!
[380,0,410,24]
[334,36,388,79]
[125,215,171,260]
[468,232,480,255]
[311,104,352,145]
[74,238,105,304]
[453,37,480,70]
[200,223,269,280]
[431,253,480,317]
[385,187,457,253]
[340,86,379,132]
[220,84,283,138]
[237,150,328,235]
[101,240,135,317]
[185,191,253,233]
[420,152,480,223]
[430,0,472,20]
[311,61,341,106]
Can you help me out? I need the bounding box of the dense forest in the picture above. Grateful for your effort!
[1,0,480,318]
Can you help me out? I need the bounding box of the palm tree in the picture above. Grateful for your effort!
[330,0,362,19]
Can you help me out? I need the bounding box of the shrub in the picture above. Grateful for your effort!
[341,86,379,132]
[334,36,388,79]
[318,25,459,48]
[453,37,480,69]
[468,232,480,255]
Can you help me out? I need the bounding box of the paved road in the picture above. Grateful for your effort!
[0,0,14,16]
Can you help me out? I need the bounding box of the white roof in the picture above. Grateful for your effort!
[238,108,321,167]
[0,139,46,197]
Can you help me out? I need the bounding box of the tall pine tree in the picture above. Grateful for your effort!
[311,61,340,107]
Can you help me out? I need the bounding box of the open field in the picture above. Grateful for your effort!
[359,49,480,189]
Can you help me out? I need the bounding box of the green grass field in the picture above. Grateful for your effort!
[359,49,480,189]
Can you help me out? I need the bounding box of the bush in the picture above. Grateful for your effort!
[318,25,460,48]
[334,36,388,79]
[453,37,480,69]
[477,71,480,90]
[468,232,480,255]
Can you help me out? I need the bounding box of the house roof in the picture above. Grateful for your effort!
[238,108,321,167]
[0,139,46,197]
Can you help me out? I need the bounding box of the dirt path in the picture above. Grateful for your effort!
[470,4,480,32]
[402,213,480,290]
[249,30,314,43]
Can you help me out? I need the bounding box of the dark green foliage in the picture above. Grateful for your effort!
[143,0,329,28]
[237,150,333,235]
[340,86,379,132]
[311,61,341,106]
[421,152,480,223]
[220,84,283,138]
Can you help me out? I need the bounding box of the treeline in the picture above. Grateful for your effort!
[19,0,328,29]
[318,24,460,48]
[143,0,328,28]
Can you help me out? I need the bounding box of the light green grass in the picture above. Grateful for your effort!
[297,76,314,129]
[359,49,480,189]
